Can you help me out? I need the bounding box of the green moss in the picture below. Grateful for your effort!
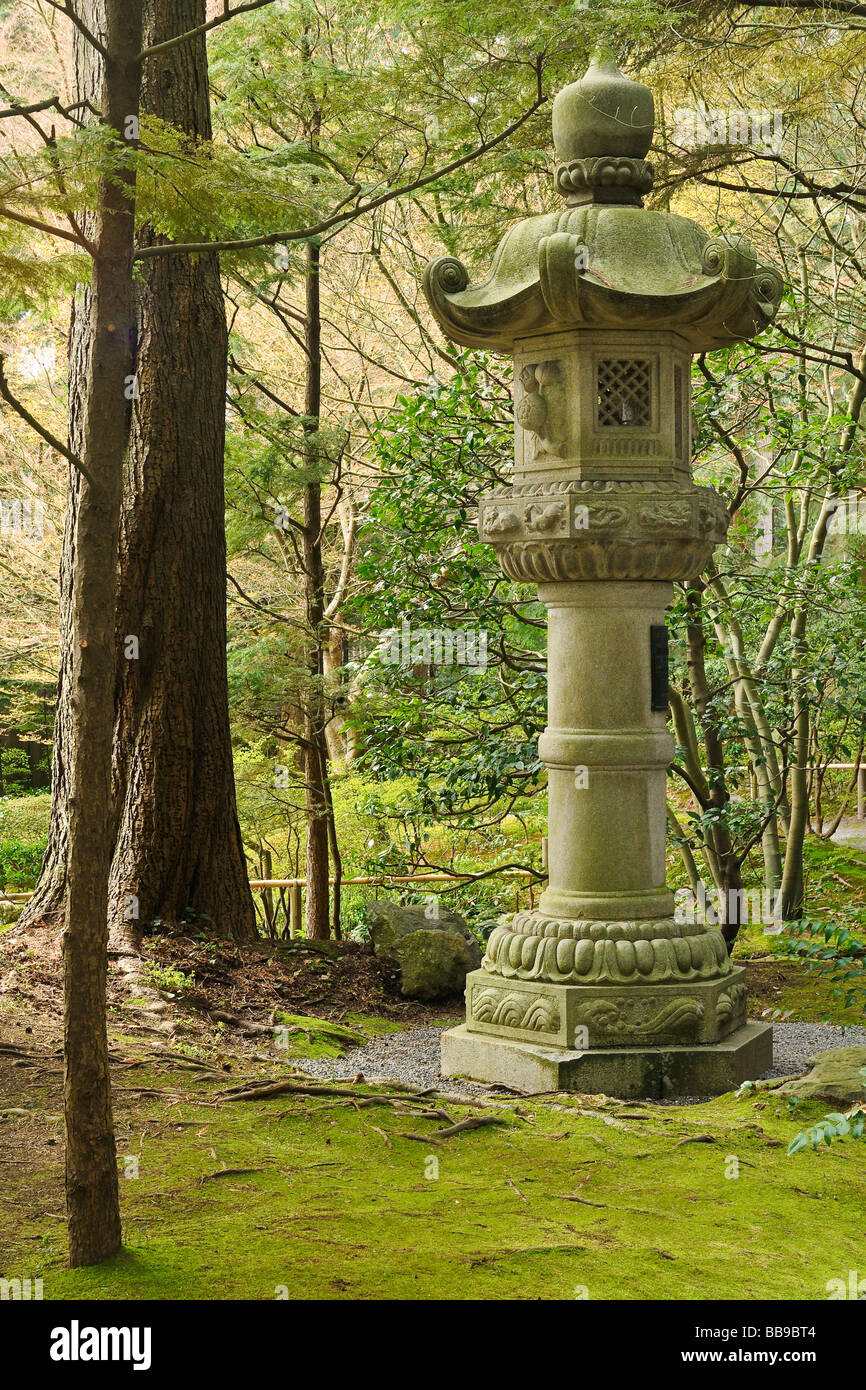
[271,1013,367,1058]
[777,971,866,1025]
[342,1012,404,1036]
[268,1012,411,1058]
[2,1067,863,1301]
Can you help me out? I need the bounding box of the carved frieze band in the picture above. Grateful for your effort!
[716,982,748,1024]
[479,482,728,583]
[553,156,654,201]
[467,979,747,1045]
[480,483,727,543]
[471,986,561,1035]
[483,910,732,986]
[573,996,703,1039]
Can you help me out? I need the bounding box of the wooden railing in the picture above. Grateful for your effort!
[3,763,865,932]
[248,868,541,939]
[1,868,541,940]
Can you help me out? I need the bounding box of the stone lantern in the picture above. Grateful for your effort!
[423,56,782,1097]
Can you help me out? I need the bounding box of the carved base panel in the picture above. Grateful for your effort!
[465,967,748,1049]
[441,1020,773,1099]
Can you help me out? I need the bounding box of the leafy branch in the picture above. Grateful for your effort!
[133,91,546,261]
[138,0,282,59]
[788,1069,866,1155]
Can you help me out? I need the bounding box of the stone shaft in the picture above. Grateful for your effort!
[539,581,673,922]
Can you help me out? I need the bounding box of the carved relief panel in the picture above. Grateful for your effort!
[514,359,567,471]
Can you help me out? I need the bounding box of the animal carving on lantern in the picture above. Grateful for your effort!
[516,363,564,461]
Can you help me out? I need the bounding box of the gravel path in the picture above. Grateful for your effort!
[295,1025,491,1096]
[765,1021,866,1076]
[293,1020,866,1097]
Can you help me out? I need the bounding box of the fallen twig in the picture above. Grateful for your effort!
[435,1115,507,1139]
[199,1167,265,1183]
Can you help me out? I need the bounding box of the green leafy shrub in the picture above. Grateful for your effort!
[777,919,866,1011]
[788,1069,866,1155]
[0,792,52,843]
[146,962,195,994]
[0,748,33,796]
[0,838,46,889]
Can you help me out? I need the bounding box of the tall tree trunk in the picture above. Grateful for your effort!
[19,0,256,943]
[781,624,810,918]
[64,0,143,1267]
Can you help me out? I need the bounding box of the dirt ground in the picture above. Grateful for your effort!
[0,918,457,1052]
[0,919,462,1241]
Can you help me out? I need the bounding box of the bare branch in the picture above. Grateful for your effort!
[0,203,88,247]
[138,0,280,61]
[0,353,98,491]
[735,0,866,16]
[41,1,110,62]
[0,94,97,127]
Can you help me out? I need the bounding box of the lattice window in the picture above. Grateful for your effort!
[596,359,652,428]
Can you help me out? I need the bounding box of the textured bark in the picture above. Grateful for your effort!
[107,0,254,940]
[63,0,142,1268]
[20,0,255,942]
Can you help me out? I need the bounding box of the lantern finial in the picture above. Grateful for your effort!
[552,55,654,205]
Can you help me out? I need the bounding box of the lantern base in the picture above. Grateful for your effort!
[440,1020,772,1098]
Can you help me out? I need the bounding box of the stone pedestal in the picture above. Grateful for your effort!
[424,56,781,1097]
[441,1021,772,1099]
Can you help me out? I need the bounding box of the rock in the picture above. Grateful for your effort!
[395,930,479,1001]
[776,1047,866,1102]
[365,900,481,1000]
[365,899,474,949]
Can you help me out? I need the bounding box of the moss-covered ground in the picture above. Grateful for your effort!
[0,1040,861,1301]
[1,834,864,1301]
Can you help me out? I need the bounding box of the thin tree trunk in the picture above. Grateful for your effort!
[685,583,744,947]
[781,622,810,917]
[323,755,342,939]
[706,581,785,891]
[302,234,330,940]
[64,0,143,1267]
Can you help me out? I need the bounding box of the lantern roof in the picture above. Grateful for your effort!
[423,56,783,353]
